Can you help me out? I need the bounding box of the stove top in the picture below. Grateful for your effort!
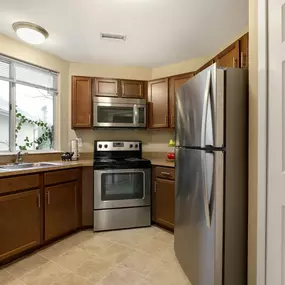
[94,157,151,169]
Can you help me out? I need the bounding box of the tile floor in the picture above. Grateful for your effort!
[0,226,191,285]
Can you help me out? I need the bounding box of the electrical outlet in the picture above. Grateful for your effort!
[77,138,83,148]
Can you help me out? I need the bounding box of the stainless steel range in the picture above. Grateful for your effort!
[93,140,151,231]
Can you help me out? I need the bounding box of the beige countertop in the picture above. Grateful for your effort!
[0,160,93,178]
[0,158,175,178]
[148,158,175,168]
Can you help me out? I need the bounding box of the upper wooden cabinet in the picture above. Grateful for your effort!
[240,33,249,68]
[121,80,144,98]
[72,76,92,129]
[0,189,41,262]
[148,78,169,128]
[169,73,194,128]
[45,181,79,241]
[216,41,240,68]
[94,78,118,97]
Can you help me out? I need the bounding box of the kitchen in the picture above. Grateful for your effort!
[0,1,252,285]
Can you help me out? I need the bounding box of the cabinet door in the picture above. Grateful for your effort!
[94,78,119,97]
[154,178,175,230]
[0,189,41,262]
[121,80,144,99]
[240,33,249,68]
[216,41,240,68]
[148,78,169,128]
[169,73,194,128]
[72,76,92,128]
[45,182,79,240]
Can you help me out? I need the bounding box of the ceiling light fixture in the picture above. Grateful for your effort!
[101,33,126,41]
[12,22,49,45]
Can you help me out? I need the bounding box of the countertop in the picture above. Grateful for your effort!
[148,158,175,168]
[0,158,175,178]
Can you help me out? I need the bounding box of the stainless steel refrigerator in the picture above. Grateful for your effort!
[174,63,248,285]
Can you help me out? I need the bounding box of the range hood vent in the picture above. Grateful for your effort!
[100,33,126,41]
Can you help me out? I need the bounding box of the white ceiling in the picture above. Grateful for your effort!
[0,0,248,67]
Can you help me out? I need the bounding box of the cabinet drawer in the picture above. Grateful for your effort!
[44,168,80,186]
[155,167,175,180]
[0,174,40,195]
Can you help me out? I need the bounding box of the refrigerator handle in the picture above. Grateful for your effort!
[201,70,211,148]
[202,151,212,229]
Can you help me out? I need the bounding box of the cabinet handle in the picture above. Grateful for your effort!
[37,193,41,208]
[165,115,168,125]
[241,52,244,68]
[46,191,50,205]
[232,57,236,68]
[171,114,174,127]
[88,114,91,125]
[155,182,158,192]
[161,172,171,176]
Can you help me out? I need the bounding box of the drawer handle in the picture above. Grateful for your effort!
[161,172,171,176]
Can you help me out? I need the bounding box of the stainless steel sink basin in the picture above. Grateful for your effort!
[0,162,63,171]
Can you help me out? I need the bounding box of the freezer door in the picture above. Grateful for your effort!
[175,64,225,148]
[174,147,224,285]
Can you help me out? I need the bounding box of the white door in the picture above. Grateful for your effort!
[267,0,285,283]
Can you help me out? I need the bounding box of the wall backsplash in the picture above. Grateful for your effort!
[70,129,174,153]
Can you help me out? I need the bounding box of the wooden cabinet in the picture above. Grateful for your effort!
[148,78,169,128]
[81,167,94,227]
[169,73,194,128]
[152,166,175,230]
[0,189,41,262]
[72,76,92,129]
[94,78,119,97]
[240,33,249,68]
[45,181,79,240]
[216,41,240,68]
[121,80,144,98]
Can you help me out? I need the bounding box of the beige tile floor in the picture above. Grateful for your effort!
[0,226,191,285]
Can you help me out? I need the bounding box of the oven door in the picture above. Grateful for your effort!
[94,168,151,209]
[93,102,146,128]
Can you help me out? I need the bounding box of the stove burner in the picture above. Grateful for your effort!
[98,158,115,163]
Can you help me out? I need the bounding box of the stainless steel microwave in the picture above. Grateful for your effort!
[93,97,147,128]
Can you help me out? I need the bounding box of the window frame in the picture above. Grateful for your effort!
[0,55,58,153]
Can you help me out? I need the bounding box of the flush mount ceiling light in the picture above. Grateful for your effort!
[12,21,49,45]
[100,33,126,41]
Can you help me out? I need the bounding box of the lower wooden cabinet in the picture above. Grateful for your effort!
[0,189,41,262]
[45,181,79,240]
[152,166,175,230]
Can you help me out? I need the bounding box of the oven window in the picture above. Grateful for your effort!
[97,106,133,124]
[101,172,144,200]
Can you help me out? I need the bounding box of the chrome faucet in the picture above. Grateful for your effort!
[15,151,26,164]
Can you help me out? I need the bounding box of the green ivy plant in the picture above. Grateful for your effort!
[15,108,53,151]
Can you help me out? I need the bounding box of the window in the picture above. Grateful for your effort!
[0,55,58,152]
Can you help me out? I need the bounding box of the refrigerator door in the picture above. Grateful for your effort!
[175,64,225,148]
[174,147,224,285]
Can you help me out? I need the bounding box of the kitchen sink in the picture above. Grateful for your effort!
[0,162,63,171]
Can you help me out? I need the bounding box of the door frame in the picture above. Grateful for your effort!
[252,0,267,284]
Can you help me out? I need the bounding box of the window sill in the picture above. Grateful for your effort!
[0,150,63,156]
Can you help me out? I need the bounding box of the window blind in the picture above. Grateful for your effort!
[0,55,58,93]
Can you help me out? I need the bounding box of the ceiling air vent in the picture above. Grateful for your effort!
[100,33,126,41]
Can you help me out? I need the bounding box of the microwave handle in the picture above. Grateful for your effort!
[134,104,139,125]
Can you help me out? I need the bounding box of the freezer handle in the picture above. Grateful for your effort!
[201,71,211,148]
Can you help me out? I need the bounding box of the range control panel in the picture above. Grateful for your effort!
[95,141,141,151]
